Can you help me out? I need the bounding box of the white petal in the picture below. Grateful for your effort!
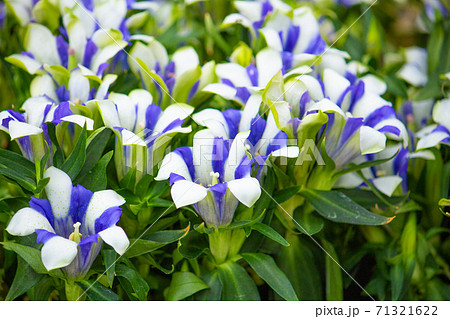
[98,225,130,255]
[43,167,73,219]
[155,149,193,181]
[84,190,125,233]
[152,103,194,134]
[6,208,54,236]
[172,47,199,77]
[372,176,403,197]
[60,115,94,130]
[239,94,263,131]
[360,126,386,155]
[227,177,261,207]
[256,48,283,87]
[95,74,117,100]
[68,69,90,103]
[171,180,207,208]
[25,24,59,65]
[360,74,387,95]
[97,100,121,128]
[109,92,136,131]
[21,96,54,127]
[129,89,153,129]
[432,99,450,131]
[121,129,146,146]
[323,68,351,105]
[193,129,215,185]
[260,28,283,51]
[271,146,299,158]
[30,74,57,100]
[5,54,42,75]
[352,93,391,118]
[416,132,449,150]
[222,13,254,31]
[215,63,252,87]
[192,109,229,137]
[8,121,43,140]
[309,98,346,117]
[224,131,251,181]
[202,83,237,101]
[41,236,78,271]
[298,75,324,101]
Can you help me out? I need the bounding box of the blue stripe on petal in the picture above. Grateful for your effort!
[36,229,57,244]
[349,81,365,111]
[212,137,230,181]
[364,105,396,127]
[69,185,94,225]
[338,117,364,150]
[170,173,186,185]
[208,182,227,222]
[235,87,251,104]
[94,207,122,233]
[222,78,235,88]
[284,25,300,52]
[281,51,294,71]
[378,125,401,136]
[246,65,259,86]
[235,157,253,179]
[52,102,72,125]
[56,35,69,68]
[173,147,195,180]
[145,103,162,133]
[56,85,70,102]
[96,63,109,77]
[82,39,98,68]
[81,0,94,11]
[248,115,266,147]
[29,197,55,228]
[266,130,288,154]
[261,0,273,17]
[305,34,326,55]
[223,108,242,139]
[162,118,184,134]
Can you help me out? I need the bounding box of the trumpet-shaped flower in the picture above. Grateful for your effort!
[6,167,129,279]
[193,94,299,178]
[0,98,93,162]
[97,89,194,179]
[155,129,262,227]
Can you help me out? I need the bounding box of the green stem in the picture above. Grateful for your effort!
[65,281,84,301]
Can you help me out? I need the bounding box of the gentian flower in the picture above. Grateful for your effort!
[193,94,299,178]
[423,0,448,21]
[0,97,93,162]
[6,167,129,279]
[260,7,326,69]
[97,89,194,179]
[416,99,450,150]
[6,22,127,75]
[203,48,283,105]
[129,37,214,104]
[397,47,428,87]
[222,0,291,38]
[155,129,261,228]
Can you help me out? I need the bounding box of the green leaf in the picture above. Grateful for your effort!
[77,151,113,192]
[61,125,87,179]
[195,271,223,301]
[102,250,116,288]
[242,253,298,301]
[6,257,44,300]
[251,223,289,246]
[172,65,201,102]
[272,186,301,205]
[115,263,149,301]
[77,280,122,301]
[46,123,64,167]
[277,234,322,300]
[321,239,343,301]
[178,230,209,259]
[166,272,209,301]
[299,188,395,225]
[125,225,190,258]
[217,261,260,301]
[1,242,51,275]
[293,206,324,235]
[0,148,36,191]
[77,127,112,180]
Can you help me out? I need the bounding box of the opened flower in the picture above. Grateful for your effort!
[97,89,193,179]
[6,167,129,279]
[155,129,261,227]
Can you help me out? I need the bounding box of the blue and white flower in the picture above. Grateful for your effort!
[129,36,215,104]
[416,99,450,150]
[193,94,299,178]
[203,48,283,105]
[397,47,428,87]
[0,97,94,162]
[155,129,262,228]
[6,167,129,279]
[97,89,194,179]
[222,0,291,38]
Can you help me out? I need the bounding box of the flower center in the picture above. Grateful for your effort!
[68,222,83,243]
[244,144,253,159]
[209,171,220,186]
